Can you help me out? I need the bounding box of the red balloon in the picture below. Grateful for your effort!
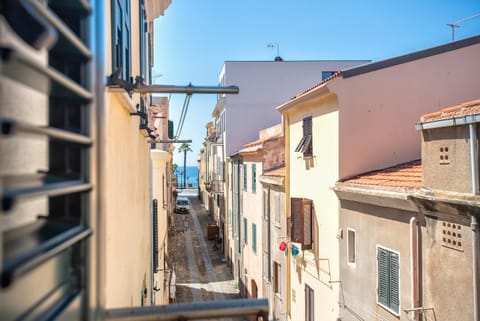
[279,241,287,251]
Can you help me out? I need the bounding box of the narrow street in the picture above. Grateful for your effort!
[168,190,244,320]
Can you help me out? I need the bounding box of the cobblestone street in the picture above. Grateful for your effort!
[168,190,246,320]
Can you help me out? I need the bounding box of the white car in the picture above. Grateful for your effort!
[174,197,190,214]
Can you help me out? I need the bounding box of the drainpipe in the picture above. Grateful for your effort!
[410,216,420,321]
[470,123,479,321]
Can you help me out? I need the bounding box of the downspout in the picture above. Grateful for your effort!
[470,123,479,321]
[410,216,420,321]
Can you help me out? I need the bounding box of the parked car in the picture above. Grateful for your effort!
[174,197,190,214]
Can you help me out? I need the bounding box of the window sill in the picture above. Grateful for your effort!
[377,303,400,317]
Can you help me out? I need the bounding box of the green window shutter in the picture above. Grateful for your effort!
[243,164,247,191]
[244,218,248,244]
[252,223,257,253]
[252,164,256,193]
[168,120,174,139]
[389,252,400,313]
[377,247,400,314]
[377,248,389,307]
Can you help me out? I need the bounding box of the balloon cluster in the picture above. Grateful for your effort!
[279,241,300,256]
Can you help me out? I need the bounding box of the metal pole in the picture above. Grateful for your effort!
[470,123,480,321]
[134,83,239,95]
[105,298,269,321]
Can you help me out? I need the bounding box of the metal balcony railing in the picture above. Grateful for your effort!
[105,298,269,321]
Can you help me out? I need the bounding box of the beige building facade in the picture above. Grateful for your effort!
[335,99,480,321]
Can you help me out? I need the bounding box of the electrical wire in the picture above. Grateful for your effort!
[174,94,192,139]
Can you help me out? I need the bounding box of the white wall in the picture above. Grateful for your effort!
[222,61,369,157]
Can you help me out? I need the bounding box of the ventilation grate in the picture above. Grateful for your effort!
[439,146,450,165]
[441,221,463,251]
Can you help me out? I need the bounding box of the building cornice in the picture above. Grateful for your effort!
[276,85,330,114]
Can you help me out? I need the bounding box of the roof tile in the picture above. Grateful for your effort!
[421,99,480,122]
[342,160,422,189]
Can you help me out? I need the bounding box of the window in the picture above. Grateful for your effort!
[377,246,400,315]
[139,1,147,80]
[252,223,257,253]
[322,71,336,80]
[274,192,280,226]
[243,164,247,191]
[305,284,314,321]
[112,0,131,81]
[252,164,257,193]
[263,251,270,280]
[290,198,313,250]
[273,262,281,294]
[294,116,312,158]
[347,228,356,265]
[244,217,248,245]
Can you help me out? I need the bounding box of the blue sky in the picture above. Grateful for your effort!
[153,1,480,166]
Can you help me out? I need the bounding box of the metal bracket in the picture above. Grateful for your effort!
[106,70,239,95]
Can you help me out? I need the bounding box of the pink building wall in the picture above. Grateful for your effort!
[329,37,480,180]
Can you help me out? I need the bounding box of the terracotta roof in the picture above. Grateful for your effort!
[341,160,422,189]
[263,167,286,177]
[421,99,480,123]
[242,138,266,148]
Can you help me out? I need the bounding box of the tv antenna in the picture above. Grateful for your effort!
[267,42,283,61]
[447,13,480,41]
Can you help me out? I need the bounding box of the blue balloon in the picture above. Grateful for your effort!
[291,244,299,256]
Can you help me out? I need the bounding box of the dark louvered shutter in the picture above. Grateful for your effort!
[302,199,313,250]
[290,198,313,250]
[303,117,312,156]
[1,1,95,319]
[377,247,400,314]
[377,248,390,307]
[152,199,159,272]
[389,252,400,313]
[291,198,304,244]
